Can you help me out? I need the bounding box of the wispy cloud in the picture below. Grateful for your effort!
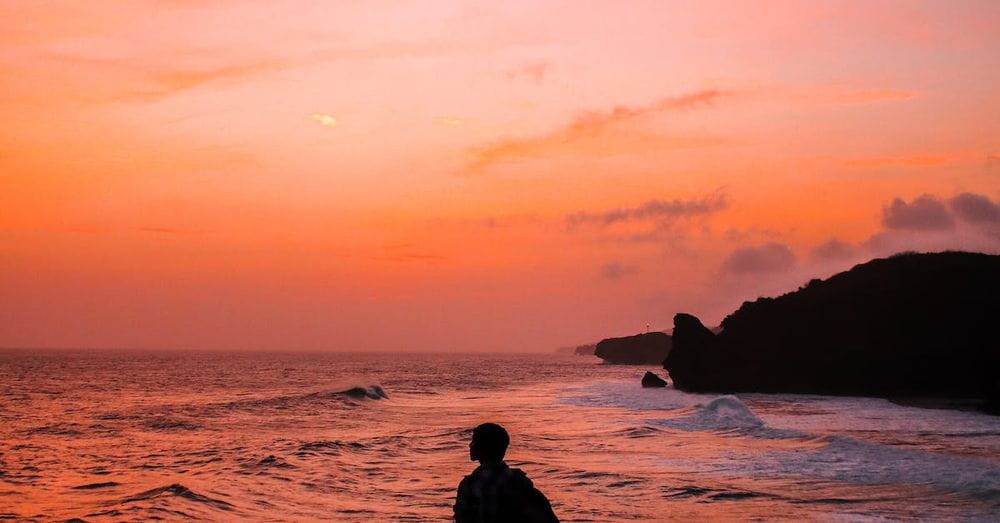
[122,60,288,101]
[844,154,950,168]
[35,225,207,235]
[833,87,918,104]
[134,226,204,235]
[782,85,920,106]
[387,253,446,261]
[370,244,446,263]
[566,193,728,229]
[599,262,638,280]
[505,60,551,82]
[467,89,729,171]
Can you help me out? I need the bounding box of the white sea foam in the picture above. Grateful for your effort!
[562,379,1000,501]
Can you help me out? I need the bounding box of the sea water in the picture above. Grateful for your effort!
[1,350,998,521]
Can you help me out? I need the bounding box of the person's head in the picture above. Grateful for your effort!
[469,423,509,463]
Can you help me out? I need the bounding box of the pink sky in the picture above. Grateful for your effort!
[2,1,999,351]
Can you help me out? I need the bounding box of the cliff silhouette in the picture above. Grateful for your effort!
[595,332,671,364]
[664,251,999,410]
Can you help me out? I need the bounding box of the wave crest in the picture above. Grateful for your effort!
[119,483,234,510]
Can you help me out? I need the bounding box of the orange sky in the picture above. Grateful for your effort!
[2,1,999,351]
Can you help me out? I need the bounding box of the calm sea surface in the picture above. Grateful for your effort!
[1,350,999,521]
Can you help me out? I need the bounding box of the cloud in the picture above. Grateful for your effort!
[862,192,1000,257]
[468,89,728,171]
[311,113,339,128]
[392,253,445,261]
[123,60,288,101]
[506,61,551,82]
[720,243,796,275]
[833,87,919,104]
[371,252,446,263]
[987,154,1000,169]
[949,192,1000,225]
[134,226,202,235]
[810,238,857,262]
[435,116,464,127]
[369,243,446,263]
[566,194,728,228]
[599,262,638,280]
[776,85,919,108]
[844,154,950,168]
[33,52,291,104]
[882,194,955,231]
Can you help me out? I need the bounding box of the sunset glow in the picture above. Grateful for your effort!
[2,1,999,351]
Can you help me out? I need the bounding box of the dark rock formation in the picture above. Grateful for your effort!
[554,343,596,355]
[342,385,388,399]
[641,371,667,388]
[595,332,671,364]
[987,380,1000,415]
[665,251,999,404]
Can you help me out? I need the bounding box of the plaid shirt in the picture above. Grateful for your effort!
[453,462,558,523]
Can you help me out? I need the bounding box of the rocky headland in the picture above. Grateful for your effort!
[664,251,999,412]
[595,332,671,364]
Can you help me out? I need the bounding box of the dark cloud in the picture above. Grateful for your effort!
[949,193,1000,225]
[599,262,638,280]
[881,194,955,231]
[720,243,796,275]
[863,193,1000,256]
[810,238,857,261]
[566,194,728,228]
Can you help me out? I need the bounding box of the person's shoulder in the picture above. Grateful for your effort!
[458,465,486,487]
[457,471,476,488]
[507,466,529,478]
[504,468,558,522]
[506,467,535,488]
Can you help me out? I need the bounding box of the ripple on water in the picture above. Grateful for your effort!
[70,481,120,490]
[3,352,999,521]
[296,440,368,456]
[119,483,235,509]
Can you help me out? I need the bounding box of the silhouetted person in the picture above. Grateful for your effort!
[454,423,559,523]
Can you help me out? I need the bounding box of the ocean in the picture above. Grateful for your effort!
[2,350,998,521]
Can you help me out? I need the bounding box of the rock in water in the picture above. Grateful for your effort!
[594,332,672,364]
[342,385,388,399]
[664,252,999,405]
[641,371,667,388]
